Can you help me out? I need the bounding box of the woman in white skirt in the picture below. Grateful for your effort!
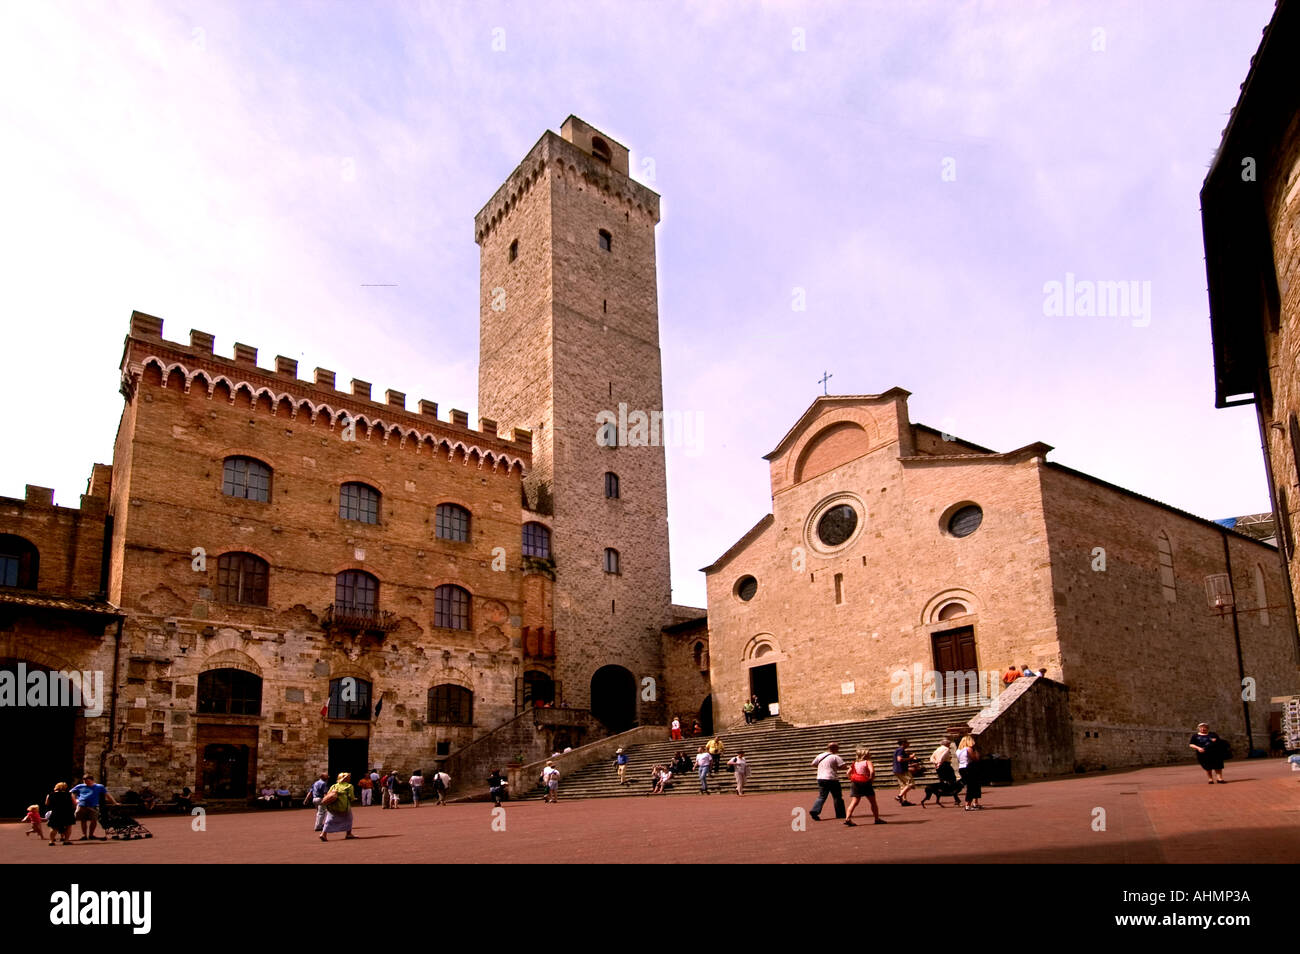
[320,772,358,841]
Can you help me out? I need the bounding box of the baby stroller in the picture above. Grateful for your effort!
[101,805,153,839]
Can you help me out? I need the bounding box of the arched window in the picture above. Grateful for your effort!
[604,472,620,499]
[693,641,709,671]
[1254,564,1270,627]
[434,584,471,630]
[428,684,473,725]
[508,239,518,263]
[435,503,471,542]
[328,676,372,720]
[197,668,262,716]
[522,522,551,559]
[937,602,968,621]
[603,548,620,575]
[336,570,379,615]
[0,534,39,589]
[591,136,612,164]
[216,552,269,606]
[1156,531,1176,602]
[598,229,612,252]
[222,457,271,502]
[339,482,380,524]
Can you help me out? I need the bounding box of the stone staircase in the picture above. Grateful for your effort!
[518,705,983,800]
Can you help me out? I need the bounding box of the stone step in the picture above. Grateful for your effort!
[521,706,982,801]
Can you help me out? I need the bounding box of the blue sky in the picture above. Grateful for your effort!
[0,1,1277,607]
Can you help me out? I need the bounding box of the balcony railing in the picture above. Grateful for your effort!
[322,603,398,634]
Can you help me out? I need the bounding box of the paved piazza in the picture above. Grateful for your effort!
[4,762,1297,864]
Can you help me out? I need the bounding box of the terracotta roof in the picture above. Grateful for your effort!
[0,590,121,616]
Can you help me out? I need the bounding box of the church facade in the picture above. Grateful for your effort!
[0,116,679,810]
[704,391,1300,770]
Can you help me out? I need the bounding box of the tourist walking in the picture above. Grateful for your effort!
[810,742,847,821]
[432,770,451,805]
[957,735,983,810]
[409,770,424,806]
[695,746,712,793]
[319,772,357,841]
[487,769,508,806]
[706,736,725,775]
[305,771,331,831]
[844,746,885,826]
[1189,722,1227,783]
[892,740,918,806]
[383,771,399,808]
[45,782,75,846]
[541,761,561,802]
[742,699,755,725]
[70,774,115,841]
[922,738,960,807]
[750,694,764,721]
[727,751,750,796]
[358,773,373,807]
[614,748,630,786]
[24,803,45,839]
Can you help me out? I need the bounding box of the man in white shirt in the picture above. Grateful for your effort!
[810,742,847,820]
[695,746,713,794]
[432,771,451,805]
[541,762,560,803]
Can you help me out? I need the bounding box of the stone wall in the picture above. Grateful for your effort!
[1041,463,1300,768]
[477,123,673,727]
[969,676,1074,778]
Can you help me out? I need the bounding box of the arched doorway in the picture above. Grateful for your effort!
[699,695,714,735]
[523,670,555,707]
[0,659,81,816]
[590,665,636,733]
[196,667,263,799]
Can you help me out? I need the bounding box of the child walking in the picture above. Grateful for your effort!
[23,805,44,839]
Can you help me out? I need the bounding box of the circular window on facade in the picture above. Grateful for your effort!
[946,504,984,538]
[817,505,858,547]
[735,576,758,601]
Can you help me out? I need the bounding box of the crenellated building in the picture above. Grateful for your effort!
[0,115,685,810]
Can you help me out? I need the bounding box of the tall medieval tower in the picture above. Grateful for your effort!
[475,116,672,729]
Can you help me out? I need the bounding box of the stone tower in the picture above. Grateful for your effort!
[475,116,672,730]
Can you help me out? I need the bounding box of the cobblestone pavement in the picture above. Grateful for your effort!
[5,761,1297,864]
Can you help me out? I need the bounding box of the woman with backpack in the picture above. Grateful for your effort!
[319,772,357,841]
[957,735,983,811]
[844,746,886,826]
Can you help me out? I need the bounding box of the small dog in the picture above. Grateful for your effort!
[921,779,965,807]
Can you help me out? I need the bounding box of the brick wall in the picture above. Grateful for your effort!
[101,320,543,795]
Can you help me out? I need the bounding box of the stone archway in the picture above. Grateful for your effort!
[590,665,636,733]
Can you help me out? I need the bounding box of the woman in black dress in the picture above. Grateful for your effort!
[45,781,75,846]
[1189,722,1226,783]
